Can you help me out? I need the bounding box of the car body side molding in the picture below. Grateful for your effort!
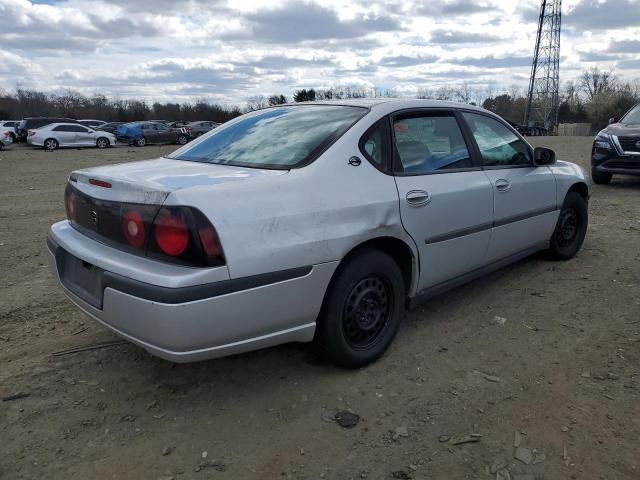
[425,207,559,244]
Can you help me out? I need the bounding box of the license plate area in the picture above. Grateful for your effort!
[57,249,105,309]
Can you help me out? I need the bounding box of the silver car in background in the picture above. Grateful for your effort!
[47,99,590,368]
[29,123,116,150]
[0,127,14,149]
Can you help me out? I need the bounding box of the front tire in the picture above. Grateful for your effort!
[135,137,146,147]
[548,191,588,260]
[96,137,110,149]
[314,249,404,368]
[44,138,58,150]
[591,169,612,184]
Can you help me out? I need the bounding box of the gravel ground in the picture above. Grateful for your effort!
[0,138,639,480]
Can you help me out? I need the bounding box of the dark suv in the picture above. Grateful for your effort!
[16,117,81,142]
[591,103,640,184]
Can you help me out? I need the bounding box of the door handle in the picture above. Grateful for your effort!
[495,179,511,193]
[406,190,431,206]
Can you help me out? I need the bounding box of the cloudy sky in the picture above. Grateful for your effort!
[1,0,639,105]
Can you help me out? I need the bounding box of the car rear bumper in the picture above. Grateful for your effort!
[47,230,337,363]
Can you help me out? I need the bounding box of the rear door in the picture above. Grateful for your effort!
[155,124,173,143]
[52,125,75,145]
[460,111,558,262]
[389,110,494,291]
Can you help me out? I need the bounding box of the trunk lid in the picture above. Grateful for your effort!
[71,157,288,204]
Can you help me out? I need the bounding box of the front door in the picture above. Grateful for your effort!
[390,111,494,291]
[460,112,558,262]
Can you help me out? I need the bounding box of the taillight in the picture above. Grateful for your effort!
[65,190,77,221]
[148,206,225,267]
[122,210,146,248]
[153,209,189,256]
[64,182,224,267]
[28,130,37,137]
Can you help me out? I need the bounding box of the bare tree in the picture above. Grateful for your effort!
[579,67,617,101]
[246,95,269,111]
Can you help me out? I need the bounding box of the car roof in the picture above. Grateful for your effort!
[279,98,489,114]
[41,122,88,128]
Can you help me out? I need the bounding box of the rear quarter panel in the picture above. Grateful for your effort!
[166,111,419,290]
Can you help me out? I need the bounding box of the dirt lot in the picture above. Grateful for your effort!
[0,138,638,480]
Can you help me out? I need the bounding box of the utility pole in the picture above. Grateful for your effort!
[524,0,562,134]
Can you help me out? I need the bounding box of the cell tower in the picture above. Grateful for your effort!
[524,0,562,133]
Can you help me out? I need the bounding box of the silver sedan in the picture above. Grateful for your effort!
[28,122,116,150]
[47,99,590,368]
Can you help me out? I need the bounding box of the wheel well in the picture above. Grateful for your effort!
[340,237,415,295]
[568,182,588,200]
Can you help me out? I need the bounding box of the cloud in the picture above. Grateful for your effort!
[607,39,640,53]
[429,30,502,44]
[379,55,439,67]
[565,0,640,31]
[450,55,532,69]
[0,0,638,104]
[416,0,495,16]
[231,3,403,43]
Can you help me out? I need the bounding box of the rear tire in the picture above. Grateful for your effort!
[591,169,612,184]
[96,137,110,149]
[547,191,588,260]
[44,138,58,151]
[177,134,188,145]
[135,137,146,147]
[314,249,404,368]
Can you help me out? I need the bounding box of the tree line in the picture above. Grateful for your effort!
[2,68,637,132]
[0,89,242,123]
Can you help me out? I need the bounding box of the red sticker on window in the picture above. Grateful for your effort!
[394,123,409,132]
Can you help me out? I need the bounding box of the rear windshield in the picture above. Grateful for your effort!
[622,104,640,124]
[167,105,367,169]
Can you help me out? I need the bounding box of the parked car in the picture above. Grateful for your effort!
[0,128,14,150]
[79,119,106,129]
[116,121,189,147]
[97,122,124,134]
[591,102,640,184]
[187,121,221,137]
[0,120,19,140]
[47,99,590,368]
[28,123,116,150]
[16,117,81,142]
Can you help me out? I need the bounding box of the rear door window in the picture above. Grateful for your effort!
[360,119,391,170]
[392,113,472,173]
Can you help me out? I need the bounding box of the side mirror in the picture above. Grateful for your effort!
[533,146,556,166]
[608,117,617,124]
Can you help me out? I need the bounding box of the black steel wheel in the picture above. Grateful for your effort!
[548,191,588,260]
[315,248,404,368]
[343,275,393,350]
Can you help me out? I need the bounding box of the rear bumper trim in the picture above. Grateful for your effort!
[47,235,312,305]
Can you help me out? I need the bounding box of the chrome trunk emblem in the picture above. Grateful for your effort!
[89,210,98,227]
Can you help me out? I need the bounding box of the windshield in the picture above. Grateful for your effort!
[167,105,367,168]
[621,104,640,124]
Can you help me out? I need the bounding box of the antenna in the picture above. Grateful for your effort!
[524,0,562,134]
